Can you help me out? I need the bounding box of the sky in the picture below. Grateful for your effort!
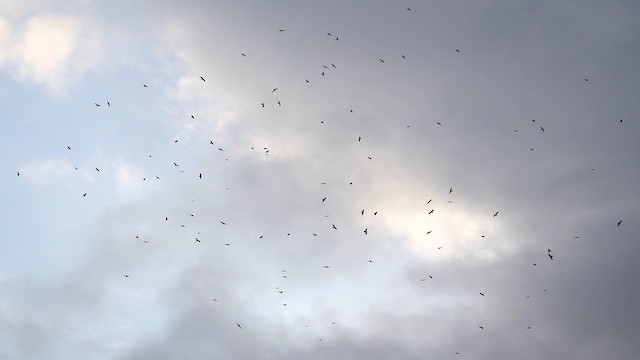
[1,0,640,359]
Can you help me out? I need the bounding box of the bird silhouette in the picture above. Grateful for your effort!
[200,76,205,81]
[617,220,622,226]
[494,212,499,217]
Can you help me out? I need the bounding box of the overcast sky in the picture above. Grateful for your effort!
[2,1,640,359]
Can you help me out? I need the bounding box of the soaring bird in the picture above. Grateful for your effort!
[548,253,553,260]
[124,274,129,278]
[455,49,460,52]
[364,228,368,235]
[200,76,205,81]
[449,187,453,194]
[107,101,110,107]
[199,173,202,179]
[143,84,148,87]
[332,224,337,230]
[17,171,19,176]
[272,88,278,93]
[195,238,201,242]
[540,127,545,132]
[493,212,499,217]
[429,209,434,214]
[427,199,432,204]
[94,103,100,107]
[479,292,485,296]
[402,54,406,59]
[361,209,364,215]
[322,197,327,202]
[82,193,87,197]
[240,53,247,56]
[479,326,484,330]
[617,220,622,226]
[95,168,100,172]
[67,146,71,150]
[236,323,242,329]
[379,59,385,63]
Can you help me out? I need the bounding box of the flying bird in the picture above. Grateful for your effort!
[107,101,110,107]
[617,220,622,226]
[449,187,453,194]
[479,292,485,296]
[322,197,327,202]
[236,323,242,329]
[361,209,364,215]
[143,84,148,87]
[272,88,278,93]
[240,53,247,57]
[332,224,337,230]
[494,212,499,217]
[364,228,368,235]
[429,209,434,214]
[94,103,100,107]
[82,193,87,197]
[200,76,205,81]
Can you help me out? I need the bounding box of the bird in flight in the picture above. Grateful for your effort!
[379,59,385,63]
[322,197,327,202]
[332,224,337,230]
[94,103,100,107]
[494,212,499,217]
[107,101,110,107]
[361,209,364,215]
[449,187,453,194]
[272,88,278,93]
[240,53,247,57]
[124,274,129,278]
[236,323,242,329]
[455,49,460,52]
[200,76,205,81]
[479,292,485,296]
[617,220,622,226]
[364,228,368,235]
[429,209,434,214]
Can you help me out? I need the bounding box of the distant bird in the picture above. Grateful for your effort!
[617,220,622,226]
[548,253,553,260]
[455,49,460,52]
[107,101,110,107]
[584,78,589,82]
[261,102,265,107]
[364,228,368,235]
[620,119,623,123]
[493,212,499,217]
[200,76,205,81]
[124,274,129,277]
[332,224,337,230]
[67,146,71,150]
[236,323,242,329]
[305,79,310,83]
[427,199,432,204]
[436,122,442,125]
[531,119,536,122]
[259,235,263,239]
[479,292,485,296]
[195,238,201,242]
[368,260,374,263]
[174,139,178,143]
[272,88,278,93]
[191,115,194,119]
[173,162,179,167]
[361,209,364,215]
[331,63,336,68]
[540,127,545,132]
[143,84,148,87]
[449,187,453,194]
[429,209,434,214]
[323,265,330,268]
[358,136,361,141]
[82,193,86,197]
[322,197,327,202]
[373,211,377,215]
[240,53,247,57]
[379,59,385,63]
[95,167,100,172]
[321,72,324,76]
[407,7,411,11]
[17,171,19,176]
[426,231,432,234]
[199,173,202,179]
[94,103,100,107]
[277,101,281,106]
[530,148,535,151]
[278,29,285,32]
[479,326,484,330]
[402,55,405,59]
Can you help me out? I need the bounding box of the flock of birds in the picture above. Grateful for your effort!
[14,5,630,356]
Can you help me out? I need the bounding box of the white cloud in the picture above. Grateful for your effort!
[18,158,76,185]
[0,11,105,94]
